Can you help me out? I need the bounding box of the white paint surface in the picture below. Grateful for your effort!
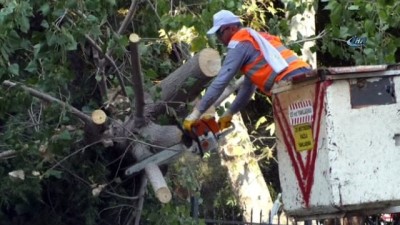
[273,76,400,218]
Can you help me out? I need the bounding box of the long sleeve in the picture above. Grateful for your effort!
[197,42,254,114]
[228,76,256,114]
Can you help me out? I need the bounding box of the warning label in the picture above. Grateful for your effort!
[289,100,313,125]
[293,124,314,152]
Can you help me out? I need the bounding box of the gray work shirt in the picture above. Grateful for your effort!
[197,41,259,114]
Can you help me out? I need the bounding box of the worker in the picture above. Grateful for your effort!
[183,9,311,131]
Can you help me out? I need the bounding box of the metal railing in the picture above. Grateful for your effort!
[190,196,291,225]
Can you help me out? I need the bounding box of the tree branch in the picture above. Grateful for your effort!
[288,29,327,45]
[2,80,93,125]
[134,175,148,225]
[212,76,245,108]
[129,33,145,127]
[81,31,128,97]
[0,150,17,160]
[116,0,140,36]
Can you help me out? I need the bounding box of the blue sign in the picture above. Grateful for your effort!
[346,36,367,47]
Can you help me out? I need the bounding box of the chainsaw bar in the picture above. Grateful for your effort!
[124,122,235,176]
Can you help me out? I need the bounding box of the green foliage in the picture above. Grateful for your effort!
[320,0,400,65]
[143,200,205,225]
[1,0,399,224]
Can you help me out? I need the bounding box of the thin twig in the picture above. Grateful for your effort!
[134,175,148,225]
[81,29,128,97]
[65,17,128,97]
[104,190,140,201]
[288,29,327,45]
[116,0,140,36]
[144,0,181,60]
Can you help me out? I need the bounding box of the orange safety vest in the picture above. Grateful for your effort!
[229,29,310,94]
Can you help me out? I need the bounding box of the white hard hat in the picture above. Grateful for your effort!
[207,10,241,35]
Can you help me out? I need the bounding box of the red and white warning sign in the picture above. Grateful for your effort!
[289,100,313,125]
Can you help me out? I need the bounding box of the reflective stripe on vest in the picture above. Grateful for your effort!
[230,29,310,94]
[246,45,288,77]
[263,55,299,91]
[247,52,298,92]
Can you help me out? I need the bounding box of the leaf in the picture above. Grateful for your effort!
[62,29,77,50]
[323,1,338,10]
[33,43,42,58]
[58,130,72,141]
[8,169,25,180]
[19,16,30,33]
[348,5,359,10]
[266,123,276,136]
[40,20,49,29]
[363,48,374,55]
[8,63,19,76]
[106,0,116,6]
[364,20,375,35]
[125,86,134,98]
[145,69,158,79]
[24,60,37,73]
[87,15,98,23]
[255,116,267,130]
[339,26,350,38]
[43,169,62,179]
[40,3,50,15]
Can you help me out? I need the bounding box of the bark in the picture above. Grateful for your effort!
[145,163,171,203]
[117,48,221,203]
[287,0,316,68]
[148,48,221,116]
[131,143,172,203]
[219,110,274,223]
[129,33,145,127]
[0,150,17,160]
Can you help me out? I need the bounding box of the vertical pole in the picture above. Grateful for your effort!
[190,195,199,223]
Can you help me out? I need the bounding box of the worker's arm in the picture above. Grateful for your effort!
[183,42,254,131]
[217,77,256,129]
[226,77,257,115]
[197,42,254,114]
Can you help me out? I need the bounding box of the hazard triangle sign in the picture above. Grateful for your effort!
[273,81,331,207]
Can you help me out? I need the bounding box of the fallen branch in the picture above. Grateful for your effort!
[131,143,171,204]
[129,33,145,127]
[2,80,93,126]
[0,150,17,160]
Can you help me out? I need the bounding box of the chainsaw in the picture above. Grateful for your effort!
[124,117,234,176]
[185,117,235,157]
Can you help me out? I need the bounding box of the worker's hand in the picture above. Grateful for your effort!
[218,112,233,130]
[183,109,201,131]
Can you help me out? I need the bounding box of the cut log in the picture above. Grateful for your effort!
[145,163,172,203]
[149,48,221,116]
[91,109,107,125]
[131,143,172,203]
[139,121,182,147]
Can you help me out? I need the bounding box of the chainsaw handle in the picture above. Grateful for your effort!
[218,123,235,139]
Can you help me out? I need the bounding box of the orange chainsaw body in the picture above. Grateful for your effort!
[190,117,221,156]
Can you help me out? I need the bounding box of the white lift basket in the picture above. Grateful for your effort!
[271,64,400,219]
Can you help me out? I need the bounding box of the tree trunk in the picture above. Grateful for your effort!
[148,48,221,116]
[116,48,221,203]
[218,96,274,223]
[288,0,317,69]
